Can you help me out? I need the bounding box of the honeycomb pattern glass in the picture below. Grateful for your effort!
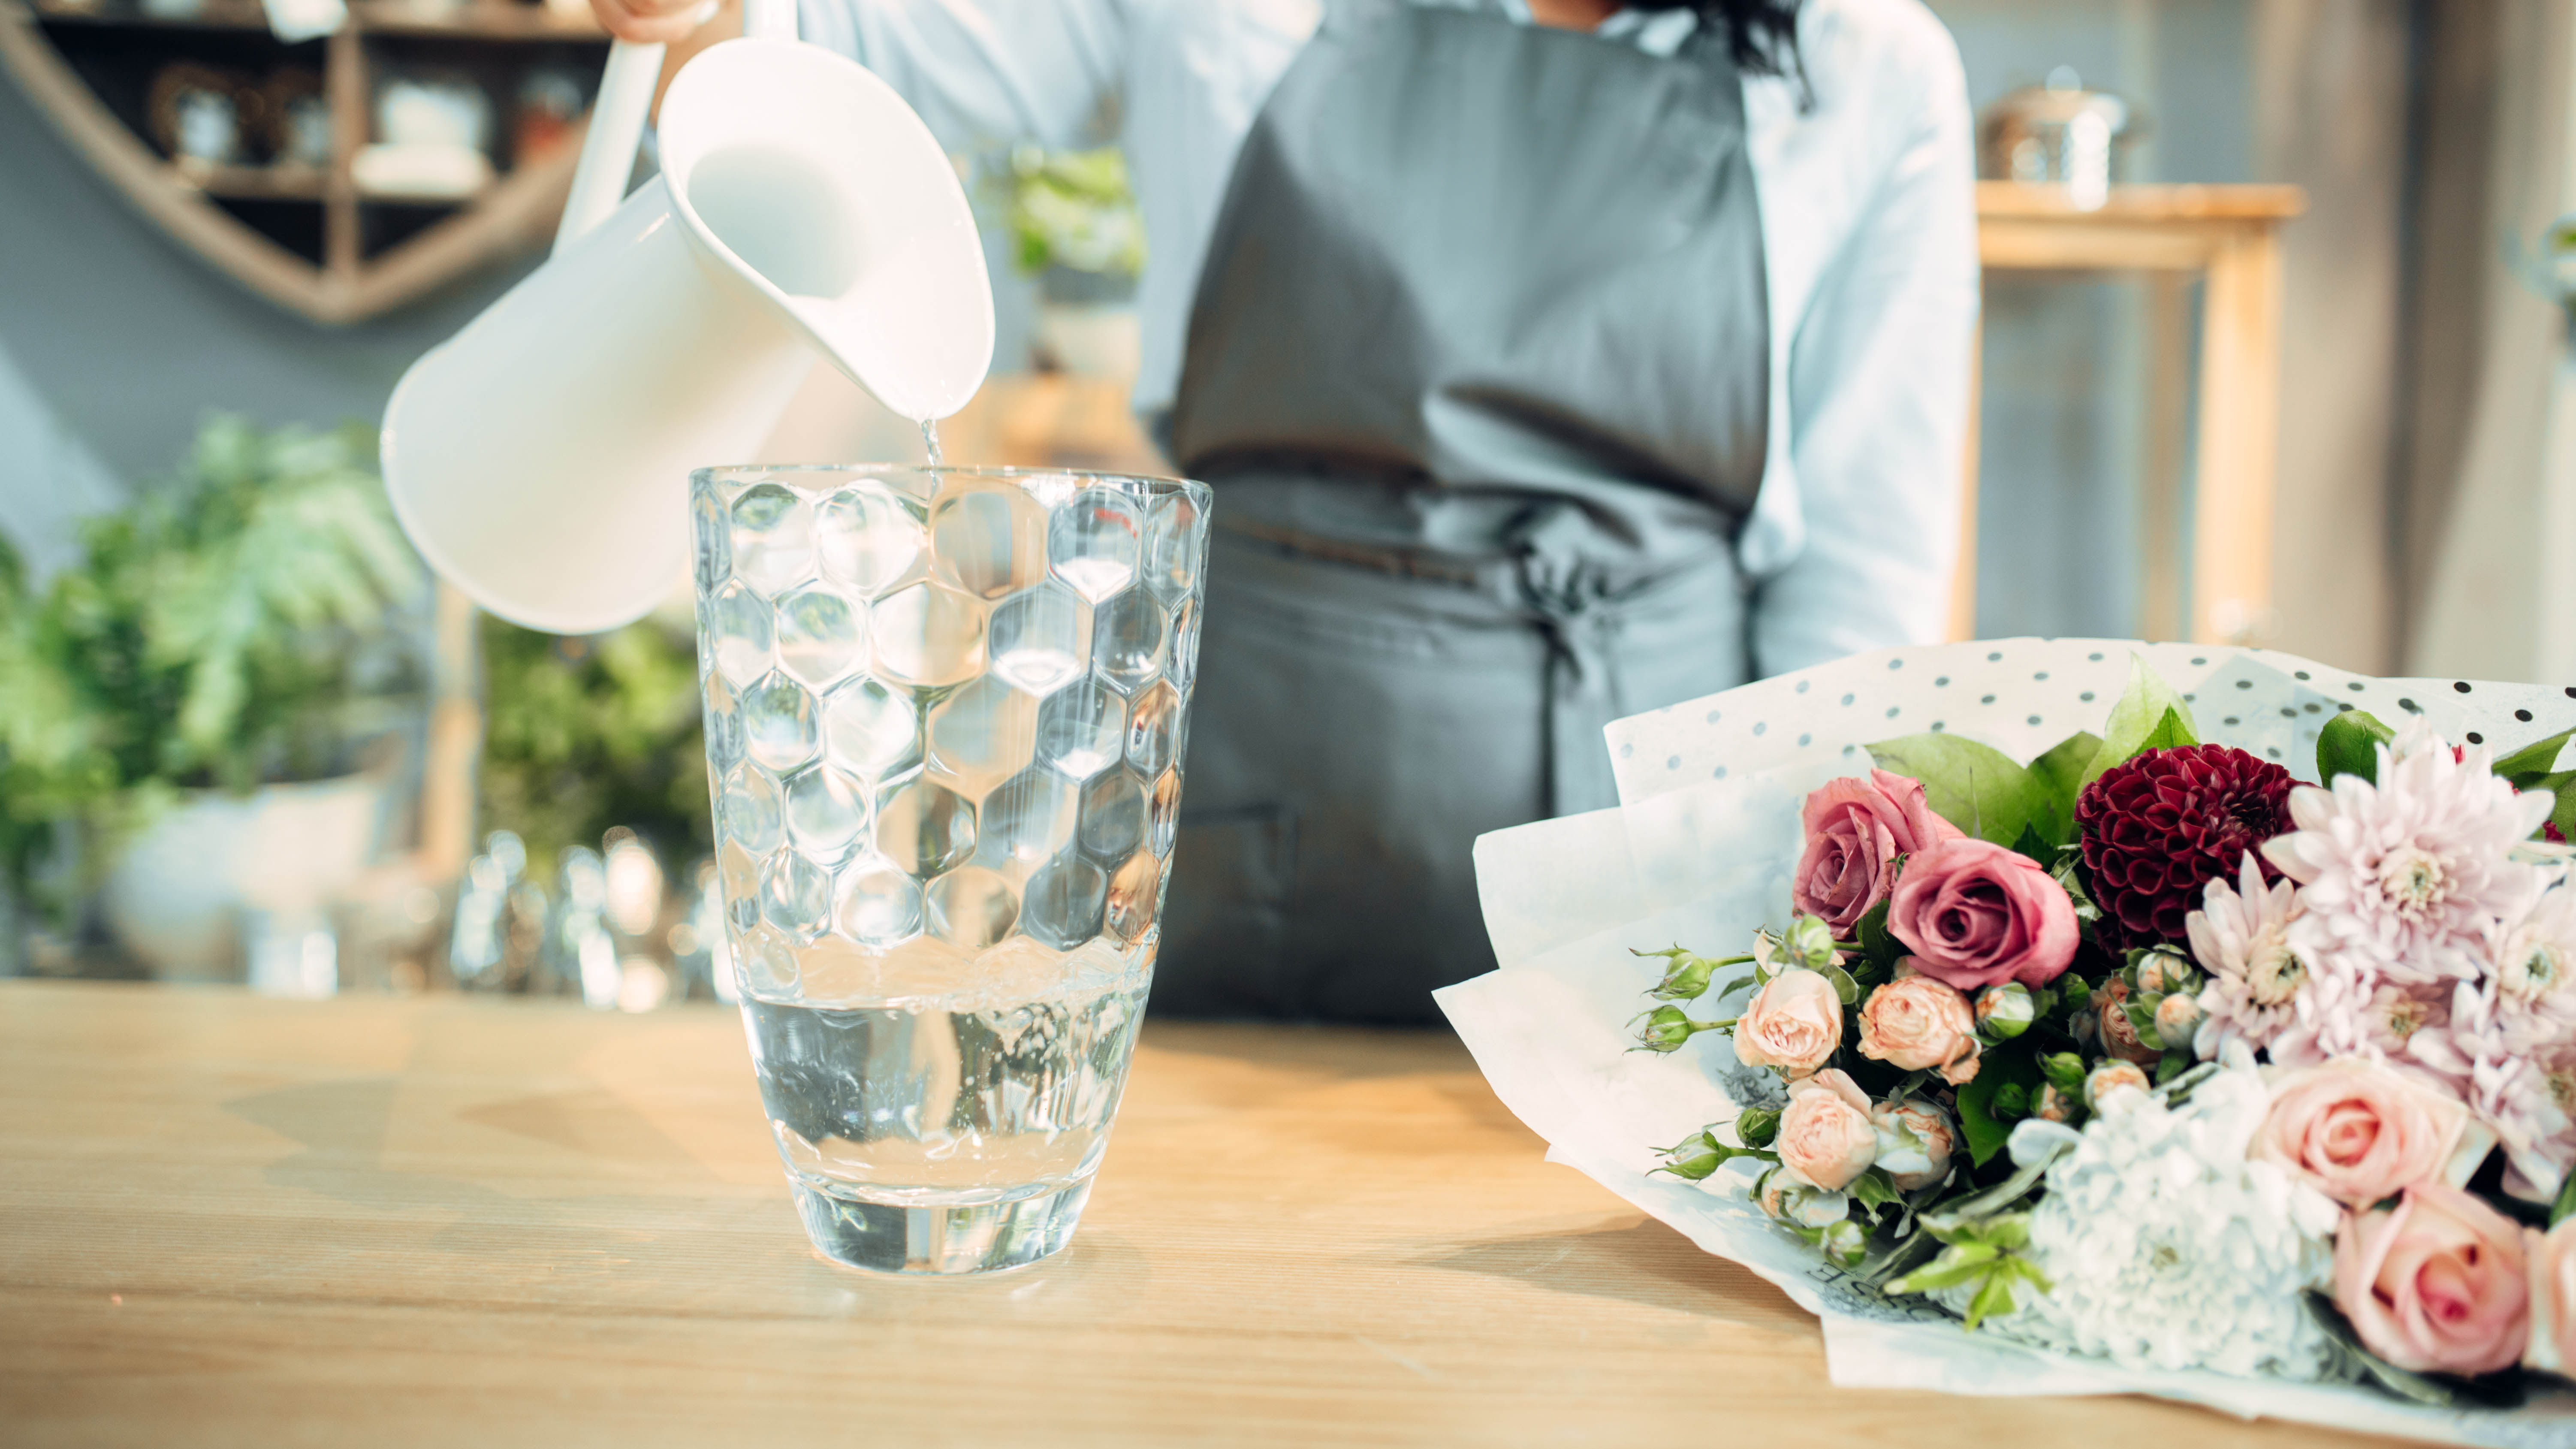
[691,464,1211,1277]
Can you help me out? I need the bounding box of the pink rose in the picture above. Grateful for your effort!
[2258,1060,2478,1208]
[1856,973,1981,1085]
[2335,1184,2529,1376]
[1732,968,1843,1078]
[1775,1069,1879,1191]
[1792,770,1965,933]
[1887,837,2079,991]
[2526,1220,2576,1376]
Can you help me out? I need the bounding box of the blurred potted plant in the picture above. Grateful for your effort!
[995,144,1146,378]
[475,610,708,884]
[0,415,424,980]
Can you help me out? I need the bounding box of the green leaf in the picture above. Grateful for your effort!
[2008,822,2054,869]
[2493,727,2576,783]
[1885,1245,1998,1294]
[2078,655,2201,792]
[2124,998,2164,1051]
[1964,1272,2019,1328]
[1855,900,1900,973]
[1818,960,1861,1005]
[1848,1167,1903,1213]
[2025,731,2102,845]
[1865,733,2057,848]
[1953,1048,2043,1167]
[2317,709,2395,787]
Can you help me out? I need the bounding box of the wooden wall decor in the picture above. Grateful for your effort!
[0,0,653,323]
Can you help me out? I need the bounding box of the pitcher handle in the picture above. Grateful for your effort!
[552,0,798,256]
[553,39,667,255]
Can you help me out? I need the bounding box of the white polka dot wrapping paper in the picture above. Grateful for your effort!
[1434,639,2576,1446]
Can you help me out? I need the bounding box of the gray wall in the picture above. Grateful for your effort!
[1930,0,2414,674]
[0,70,534,568]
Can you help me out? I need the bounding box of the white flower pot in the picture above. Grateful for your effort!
[100,775,390,986]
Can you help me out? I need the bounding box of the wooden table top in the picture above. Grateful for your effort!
[1,982,2363,1447]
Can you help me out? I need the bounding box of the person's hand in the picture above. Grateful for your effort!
[590,0,717,44]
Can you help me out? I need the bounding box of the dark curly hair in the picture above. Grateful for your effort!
[1627,0,1803,77]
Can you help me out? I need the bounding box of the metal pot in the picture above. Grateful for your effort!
[1979,67,2133,211]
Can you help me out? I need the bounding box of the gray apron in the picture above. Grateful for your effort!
[1154,0,1770,1021]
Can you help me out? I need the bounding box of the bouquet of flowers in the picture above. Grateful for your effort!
[1439,640,2576,1443]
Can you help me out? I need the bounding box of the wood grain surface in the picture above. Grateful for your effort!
[0,982,2367,1446]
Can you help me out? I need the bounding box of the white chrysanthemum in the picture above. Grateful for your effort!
[2188,853,2314,1060]
[1973,1047,2342,1379]
[2264,725,2552,986]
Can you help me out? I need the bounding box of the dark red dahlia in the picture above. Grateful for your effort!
[2075,744,2299,948]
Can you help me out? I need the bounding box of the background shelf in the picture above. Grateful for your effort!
[3,0,635,321]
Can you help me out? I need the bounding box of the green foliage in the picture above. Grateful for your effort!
[2491,725,2573,782]
[477,616,709,878]
[2491,726,2576,843]
[2078,655,2201,791]
[1865,733,2062,848]
[1954,1046,2042,1167]
[994,145,1146,280]
[1884,1212,2051,1327]
[2317,709,2395,786]
[2024,731,2101,837]
[0,415,423,909]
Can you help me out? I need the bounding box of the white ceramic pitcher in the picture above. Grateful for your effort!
[381,17,995,636]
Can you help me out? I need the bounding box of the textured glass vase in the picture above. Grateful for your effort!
[690,464,1210,1274]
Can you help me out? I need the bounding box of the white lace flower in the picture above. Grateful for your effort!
[2188,854,2313,1060]
[2264,725,2552,985]
[1970,1046,2342,1379]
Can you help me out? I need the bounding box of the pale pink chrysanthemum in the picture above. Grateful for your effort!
[2424,977,2576,1200]
[2264,725,2553,985]
[2480,871,2576,1047]
[2187,854,2314,1060]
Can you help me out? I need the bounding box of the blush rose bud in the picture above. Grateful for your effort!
[1783,915,1840,972]
[2085,1060,2151,1108]
[1637,1005,1723,1054]
[2092,979,2162,1066]
[1758,1171,1851,1229]
[1662,1130,1727,1180]
[1817,1217,1868,1268]
[1857,975,1981,1084]
[2034,1083,2077,1123]
[1870,1098,1956,1191]
[1774,1069,1881,1191]
[1643,951,1717,1002]
[1975,982,2035,1040]
[2152,990,2203,1046]
[1731,968,1846,1077]
[2130,946,2192,996]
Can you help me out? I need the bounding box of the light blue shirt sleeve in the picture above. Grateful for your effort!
[1743,0,1980,675]
[793,0,1130,152]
